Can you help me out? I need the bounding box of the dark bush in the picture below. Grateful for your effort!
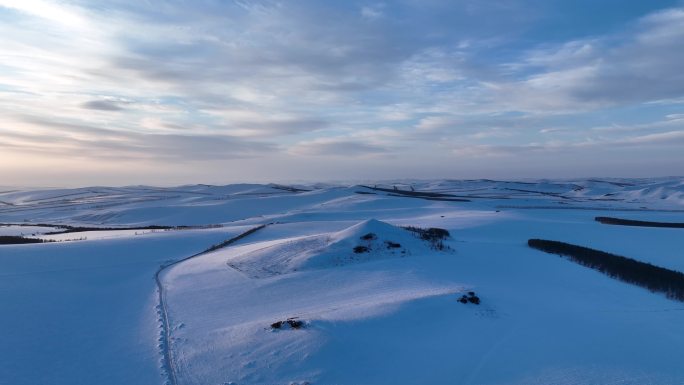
[459,292,481,305]
[425,228,450,239]
[360,232,377,240]
[468,296,480,305]
[353,245,370,254]
[385,241,401,249]
[402,226,451,250]
[271,318,304,330]
[287,319,304,329]
[403,226,450,240]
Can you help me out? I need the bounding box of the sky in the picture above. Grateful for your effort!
[1,0,683,187]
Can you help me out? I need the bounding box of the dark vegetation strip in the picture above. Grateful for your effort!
[155,224,269,385]
[270,184,311,193]
[474,179,538,185]
[595,216,684,228]
[360,185,459,197]
[45,225,175,234]
[502,187,567,196]
[497,205,684,212]
[387,193,471,202]
[587,179,635,187]
[118,187,213,196]
[0,236,54,244]
[528,239,684,302]
[0,222,223,235]
[359,185,471,201]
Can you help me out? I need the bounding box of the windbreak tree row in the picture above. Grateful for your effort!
[595,216,684,228]
[528,239,684,302]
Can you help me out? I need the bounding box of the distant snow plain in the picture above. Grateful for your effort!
[1,178,683,385]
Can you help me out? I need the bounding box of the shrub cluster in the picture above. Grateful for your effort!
[458,291,480,304]
[385,241,401,249]
[353,245,370,254]
[354,234,402,253]
[360,232,377,240]
[402,226,451,250]
[528,239,684,302]
[271,318,304,330]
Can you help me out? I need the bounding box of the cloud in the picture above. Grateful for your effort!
[450,128,684,158]
[617,130,684,145]
[289,137,390,157]
[666,113,684,120]
[2,116,274,161]
[451,143,547,157]
[361,4,384,20]
[1,1,683,184]
[228,118,328,137]
[82,100,125,111]
[501,8,684,110]
[106,2,415,98]
[0,0,88,28]
[590,115,684,133]
[200,109,330,137]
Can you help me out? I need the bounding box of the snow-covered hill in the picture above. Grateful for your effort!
[225,219,443,278]
[0,178,682,228]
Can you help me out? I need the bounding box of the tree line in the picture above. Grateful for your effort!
[528,239,684,302]
[595,216,684,228]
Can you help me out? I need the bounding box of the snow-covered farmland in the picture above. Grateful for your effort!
[1,178,683,384]
[0,227,247,385]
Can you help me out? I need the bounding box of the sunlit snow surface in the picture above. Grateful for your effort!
[1,178,683,385]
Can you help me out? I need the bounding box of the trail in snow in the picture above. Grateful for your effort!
[155,224,269,385]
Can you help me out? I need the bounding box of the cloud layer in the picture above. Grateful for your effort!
[0,0,683,186]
